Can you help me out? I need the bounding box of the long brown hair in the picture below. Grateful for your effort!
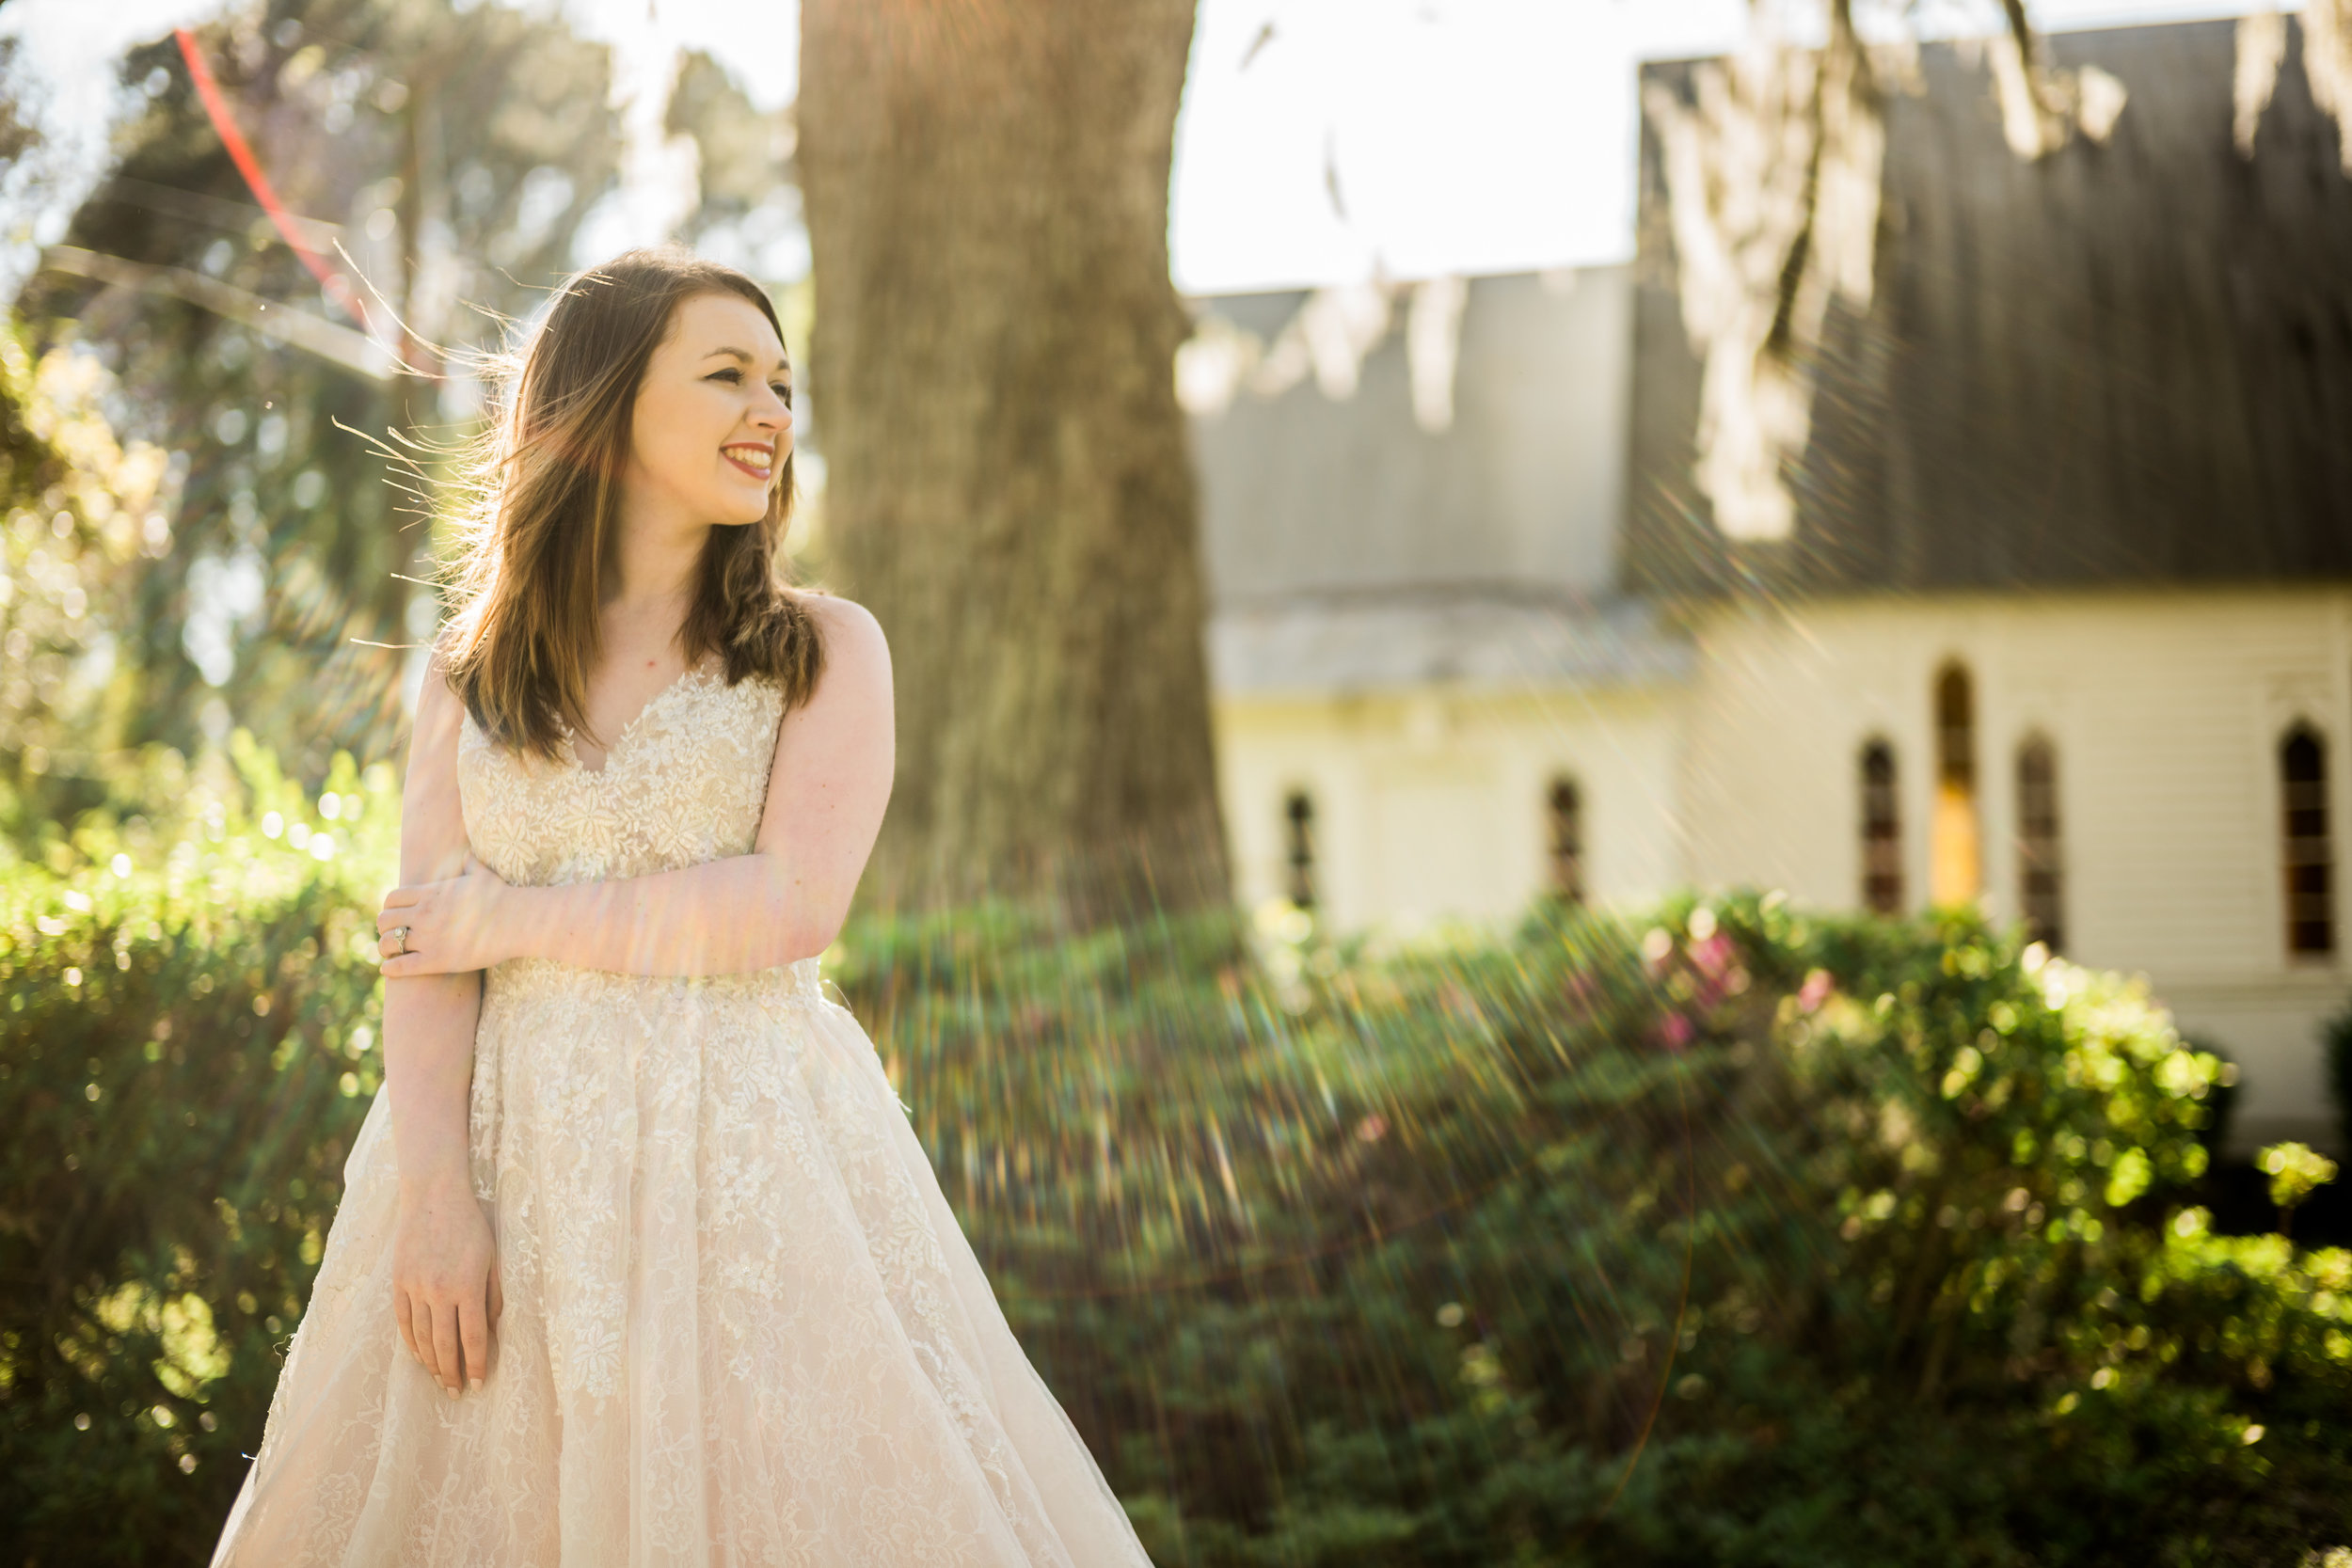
[437,246,822,759]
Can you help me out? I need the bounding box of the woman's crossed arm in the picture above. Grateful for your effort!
[376,598,894,980]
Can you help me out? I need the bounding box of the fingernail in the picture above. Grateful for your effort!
[469,1377,483,1395]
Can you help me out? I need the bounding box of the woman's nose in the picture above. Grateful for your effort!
[755,384,793,430]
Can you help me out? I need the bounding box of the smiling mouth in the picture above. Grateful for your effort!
[722,444,774,480]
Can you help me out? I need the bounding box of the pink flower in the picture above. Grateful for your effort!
[1688,932,1735,980]
[1356,1113,1390,1144]
[1797,969,1834,1014]
[1657,1013,1693,1053]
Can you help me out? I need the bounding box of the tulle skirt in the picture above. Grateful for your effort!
[210,958,1151,1568]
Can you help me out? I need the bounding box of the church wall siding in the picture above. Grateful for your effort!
[1680,585,2352,1154]
[1212,683,1684,937]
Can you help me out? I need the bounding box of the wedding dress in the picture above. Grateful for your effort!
[212,666,1153,1567]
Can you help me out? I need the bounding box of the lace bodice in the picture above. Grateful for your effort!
[457,663,783,889]
[455,662,821,1005]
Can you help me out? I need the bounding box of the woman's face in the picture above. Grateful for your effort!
[622,290,794,530]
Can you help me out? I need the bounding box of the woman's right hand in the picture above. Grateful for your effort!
[391,1169,502,1395]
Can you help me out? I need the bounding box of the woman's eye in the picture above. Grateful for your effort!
[771,385,791,400]
[707,368,742,384]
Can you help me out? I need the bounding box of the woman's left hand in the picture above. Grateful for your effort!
[378,854,516,976]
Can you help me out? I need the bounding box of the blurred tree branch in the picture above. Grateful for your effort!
[35,246,388,380]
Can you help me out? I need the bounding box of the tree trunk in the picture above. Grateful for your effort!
[799,0,1226,916]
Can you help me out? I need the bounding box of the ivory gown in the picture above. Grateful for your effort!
[211,666,1154,1567]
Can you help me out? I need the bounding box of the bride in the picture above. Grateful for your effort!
[211,248,1155,1567]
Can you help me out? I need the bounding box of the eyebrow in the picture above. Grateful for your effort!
[702,345,791,375]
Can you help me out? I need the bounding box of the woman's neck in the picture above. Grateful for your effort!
[605,498,711,626]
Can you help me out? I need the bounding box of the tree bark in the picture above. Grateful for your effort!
[799,0,1226,916]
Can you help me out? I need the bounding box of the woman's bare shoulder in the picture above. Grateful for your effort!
[412,648,467,739]
[797,592,890,680]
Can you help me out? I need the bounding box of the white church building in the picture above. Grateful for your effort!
[1184,19,2352,1155]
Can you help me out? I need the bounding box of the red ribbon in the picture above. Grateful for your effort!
[174,26,372,332]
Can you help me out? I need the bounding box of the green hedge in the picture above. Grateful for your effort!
[833,898,2352,1566]
[5,746,2350,1564]
[1,736,394,1564]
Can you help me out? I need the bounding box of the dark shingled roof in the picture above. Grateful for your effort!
[1626,19,2352,596]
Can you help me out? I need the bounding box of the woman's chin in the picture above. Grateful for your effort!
[707,490,774,527]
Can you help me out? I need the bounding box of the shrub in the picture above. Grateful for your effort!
[834,896,2352,1566]
[7,754,2350,1563]
[0,735,394,1565]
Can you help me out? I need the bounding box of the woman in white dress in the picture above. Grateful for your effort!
[210,247,1155,1567]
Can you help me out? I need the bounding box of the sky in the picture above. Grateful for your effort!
[0,0,2290,299]
[1169,0,2272,290]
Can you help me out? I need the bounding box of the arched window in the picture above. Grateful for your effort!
[2016,736,2064,953]
[1930,662,1981,906]
[2282,726,2335,958]
[1547,777,1584,906]
[1282,790,1318,911]
[1860,739,1902,914]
